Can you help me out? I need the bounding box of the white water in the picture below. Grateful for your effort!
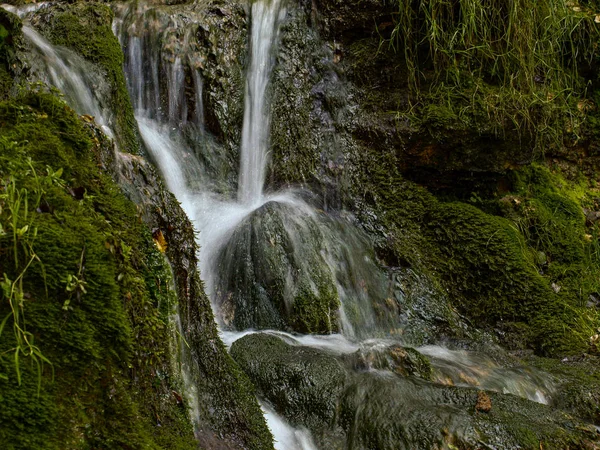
[1,1,48,18]
[262,403,318,450]
[238,0,285,206]
[21,26,115,139]
[114,0,317,445]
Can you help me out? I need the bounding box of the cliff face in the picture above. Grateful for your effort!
[260,0,600,357]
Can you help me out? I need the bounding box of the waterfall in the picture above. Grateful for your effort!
[22,26,115,139]
[113,1,319,447]
[238,0,285,205]
[7,1,559,448]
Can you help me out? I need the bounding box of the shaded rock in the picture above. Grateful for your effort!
[215,201,339,334]
[230,332,348,432]
[347,343,433,380]
[232,333,599,449]
[339,374,599,450]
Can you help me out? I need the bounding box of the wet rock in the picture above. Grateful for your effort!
[525,354,600,426]
[230,332,348,432]
[233,333,599,449]
[339,374,599,449]
[215,201,339,333]
[348,343,433,380]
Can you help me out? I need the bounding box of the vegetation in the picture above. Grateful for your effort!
[386,0,600,149]
[351,140,600,356]
[32,2,139,154]
[0,88,197,448]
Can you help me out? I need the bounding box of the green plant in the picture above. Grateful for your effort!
[387,0,600,149]
[0,174,51,392]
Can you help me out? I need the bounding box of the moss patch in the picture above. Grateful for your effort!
[0,89,196,448]
[351,141,599,356]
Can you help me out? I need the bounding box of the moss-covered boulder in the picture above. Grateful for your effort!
[232,333,599,449]
[230,333,348,433]
[216,201,339,333]
[29,2,139,154]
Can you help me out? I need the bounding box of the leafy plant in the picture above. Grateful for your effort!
[0,158,65,391]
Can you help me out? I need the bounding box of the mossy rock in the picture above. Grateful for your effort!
[347,344,433,380]
[0,8,24,99]
[30,1,139,154]
[0,90,196,448]
[231,333,599,449]
[524,354,600,426]
[230,332,348,433]
[339,374,599,450]
[216,201,339,334]
[349,151,597,355]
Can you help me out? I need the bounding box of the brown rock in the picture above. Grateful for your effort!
[476,390,492,413]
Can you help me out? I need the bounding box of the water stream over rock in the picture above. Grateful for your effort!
[7,0,578,447]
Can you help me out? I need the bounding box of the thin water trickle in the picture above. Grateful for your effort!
[22,25,115,139]
[238,0,285,205]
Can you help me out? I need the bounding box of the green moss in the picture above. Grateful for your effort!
[291,273,339,334]
[525,354,600,425]
[0,89,196,448]
[0,9,22,99]
[351,141,598,355]
[231,333,348,432]
[33,2,139,154]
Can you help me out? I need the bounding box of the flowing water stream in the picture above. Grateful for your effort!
[6,1,558,448]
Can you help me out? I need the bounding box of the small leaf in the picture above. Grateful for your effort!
[14,350,21,386]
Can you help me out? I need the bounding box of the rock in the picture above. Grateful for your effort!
[215,201,339,333]
[339,374,599,449]
[348,343,433,380]
[232,333,599,449]
[230,332,348,432]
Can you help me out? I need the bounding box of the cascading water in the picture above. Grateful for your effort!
[22,25,115,139]
[114,1,320,447]
[8,0,563,447]
[238,0,284,205]
[112,1,557,443]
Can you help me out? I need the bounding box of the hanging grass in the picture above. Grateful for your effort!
[387,0,600,149]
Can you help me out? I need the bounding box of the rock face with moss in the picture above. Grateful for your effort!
[0,5,272,449]
[261,0,600,357]
[2,0,600,447]
[231,333,600,449]
[30,2,139,154]
[215,201,339,333]
[0,88,198,449]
